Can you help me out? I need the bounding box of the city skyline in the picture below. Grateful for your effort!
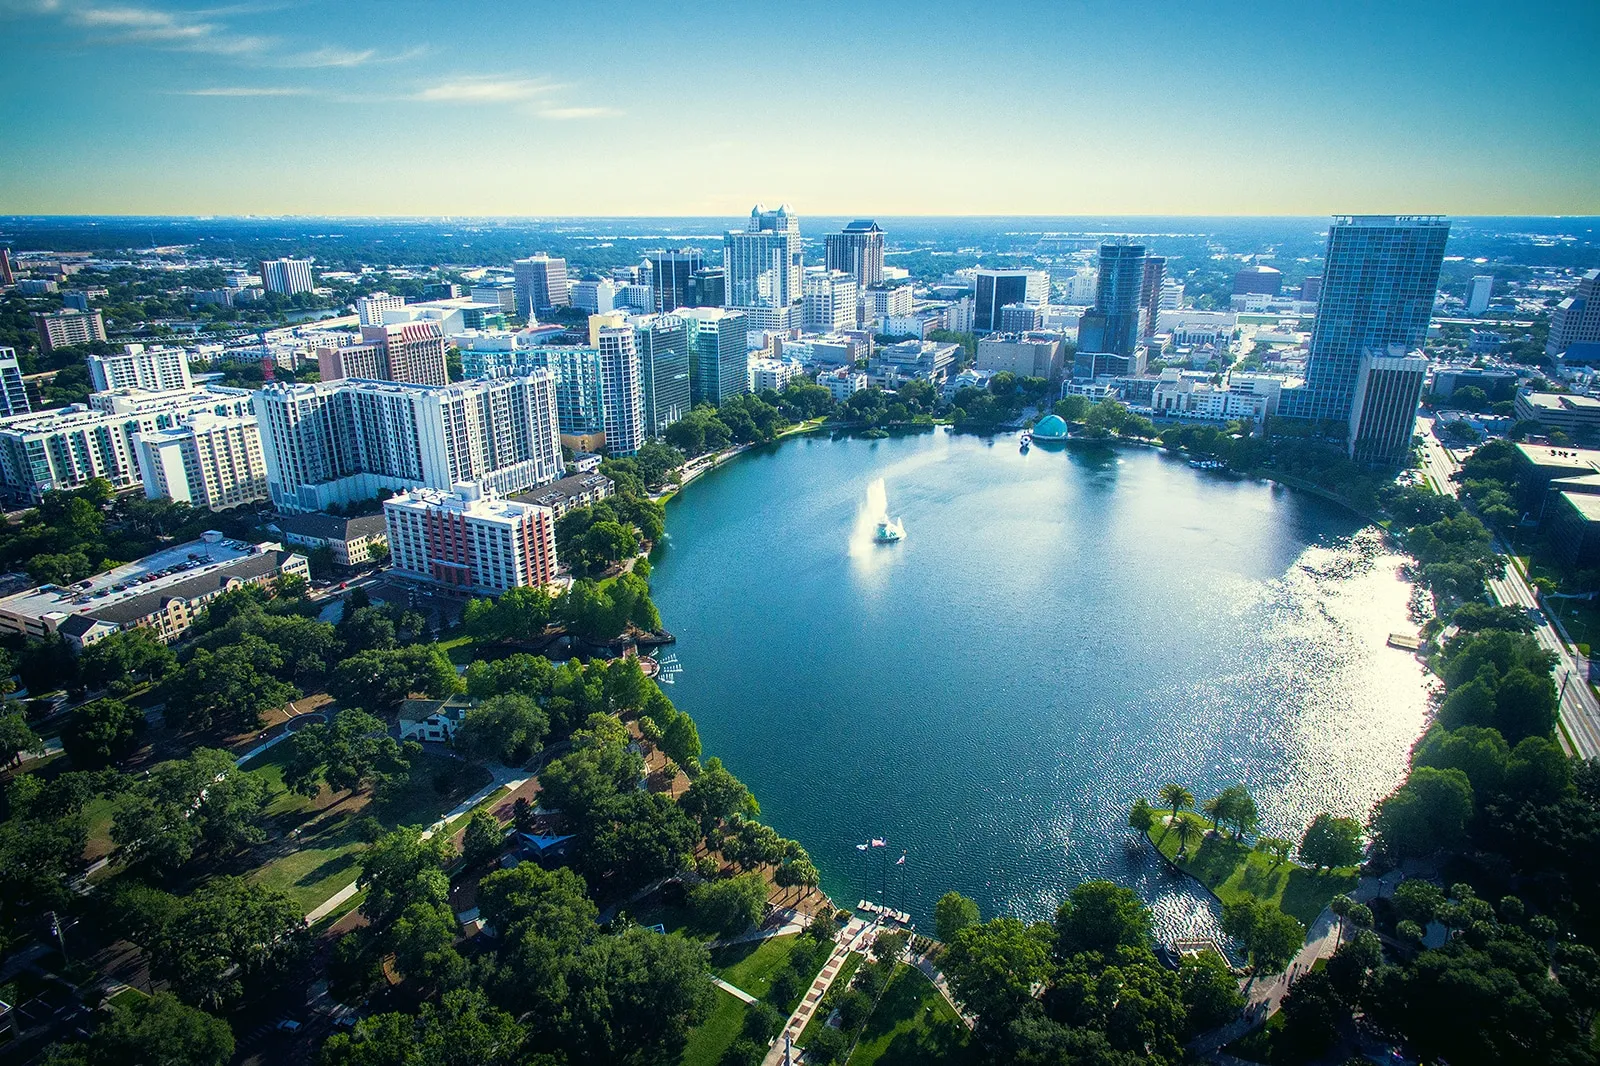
[0,0,1596,217]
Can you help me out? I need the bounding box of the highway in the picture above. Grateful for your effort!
[1417,421,1600,758]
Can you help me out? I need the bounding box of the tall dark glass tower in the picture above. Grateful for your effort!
[1293,216,1449,424]
[634,314,692,435]
[825,220,885,288]
[647,249,704,313]
[1078,244,1146,355]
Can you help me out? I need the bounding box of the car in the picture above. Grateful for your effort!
[275,1019,302,1032]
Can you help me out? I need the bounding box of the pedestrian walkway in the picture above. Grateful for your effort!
[762,918,870,1066]
[303,765,531,926]
[712,977,757,1005]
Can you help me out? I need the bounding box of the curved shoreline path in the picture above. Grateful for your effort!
[649,428,1432,940]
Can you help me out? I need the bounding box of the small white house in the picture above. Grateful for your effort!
[398,697,473,743]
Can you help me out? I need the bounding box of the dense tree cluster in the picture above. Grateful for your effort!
[940,881,1242,1065]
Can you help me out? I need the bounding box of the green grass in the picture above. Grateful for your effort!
[845,964,973,1066]
[106,987,147,1010]
[83,794,117,860]
[1148,813,1357,926]
[243,750,490,912]
[437,632,477,665]
[681,935,831,1066]
[680,992,750,1066]
[1225,1006,1286,1062]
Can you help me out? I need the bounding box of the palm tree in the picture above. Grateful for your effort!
[1159,784,1194,830]
[1202,793,1228,835]
[1173,815,1198,861]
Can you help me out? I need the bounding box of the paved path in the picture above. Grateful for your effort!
[303,765,531,925]
[707,909,809,949]
[232,709,327,766]
[911,953,976,1030]
[763,918,871,1066]
[712,977,758,1005]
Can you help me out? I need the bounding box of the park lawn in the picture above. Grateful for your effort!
[82,794,117,861]
[1148,814,1357,926]
[680,991,749,1066]
[437,632,476,666]
[1224,1006,1286,1061]
[245,750,490,913]
[105,986,147,1010]
[845,964,973,1066]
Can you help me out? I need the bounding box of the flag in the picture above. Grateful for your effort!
[855,843,869,851]
[871,838,886,847]
[895,854,906,865]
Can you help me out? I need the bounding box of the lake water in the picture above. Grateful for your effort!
[648,428,1431,941]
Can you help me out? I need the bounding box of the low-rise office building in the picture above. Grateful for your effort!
[273,512,389,567]
[1514,392,1600,436]
[510,471,614,519]
[976,333,1063,378]
[0,533,308,646]
[866,340,957,389]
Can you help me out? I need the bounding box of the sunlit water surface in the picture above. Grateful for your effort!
[649,429,1431,942]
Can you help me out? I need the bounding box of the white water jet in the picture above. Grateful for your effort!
[849,478,893,559]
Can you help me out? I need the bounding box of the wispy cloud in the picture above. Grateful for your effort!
[174,84,309,95]
[535,105,622,120]
[64,1,269,54]
[279,43,425,68]
[415,76,563,103]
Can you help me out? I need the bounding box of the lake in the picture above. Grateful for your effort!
[648,428,1431,940]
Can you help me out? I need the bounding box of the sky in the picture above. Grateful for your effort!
[0,0,1596,217]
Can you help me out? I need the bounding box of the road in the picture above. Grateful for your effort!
[1417,422,1600,758]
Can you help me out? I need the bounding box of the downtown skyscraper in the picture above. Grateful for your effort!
[824,220,885,289]
[1290,216,1449,426]
[1077,244,1147,356]
[724,204,803,310]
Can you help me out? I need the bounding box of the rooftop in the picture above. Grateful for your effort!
[0,534,286,625]
[274,512,388,543]
[1512,442,1600,469]
[1560,491,1600,523]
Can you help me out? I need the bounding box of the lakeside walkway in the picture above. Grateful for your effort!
[762,916,871,1066]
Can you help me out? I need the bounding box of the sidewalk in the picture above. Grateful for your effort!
[762,918,870,1066]
[303,764,531,925]
[911,953,975,1030]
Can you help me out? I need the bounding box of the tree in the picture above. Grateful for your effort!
[689,871,768,935]
[389,900,465,988]
[1127,797,1156,833]
[162,636,299,733]
[284,708,411,797]
[329,644,459,709]
[77,627,177,690]
[1222,899,1305,973]
[555,927,715,1066]
[359,827,454,927]
[150,877,309,1010]
[478,863,597,947]
[934,891,981,944]
[680,756,758,831]
[1172,815,1198,859]
[1178,950,1244,1034]
[1053,879,1153,959]
[111,748,270,872]
[462,808,504,868]
[46,991,233,1066]
[1370,766,1474,862]
[60,698,145,769]
[1215,784,1258,841]
[943,917,1054,1034]
[322,989,525,1066]
[454,693,549,766]
[1158,783,1193,823]
[1299,813,1363,869]
[0,709,44,766]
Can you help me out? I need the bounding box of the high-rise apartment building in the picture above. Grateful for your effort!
[1077,244,1147,356]
[253,373,563,513]
[803,270,858,332]
[356,292,407,326]
[318,322,450,386]
[1467,275,1494,316]
[88,344,193,392]
[1348,347,1429,466]
[648,249,705,313]
[596,327,645,457]
[1140,256,1166,341]
[134,413,268,511]
[973,270,1048,333]
[633,314,692,436]
[384,483,557,595]
[0,248,13,286]
[513,255,570,316]
[571,278,619,314]
[33,308,106,352]
[260,258,314,295]
[1548,271,1600,357]
[676,307,749,405]
[824,220,885,289]
[1288,215,1449,432]
[0,348,30,418]
[724,204,802,310]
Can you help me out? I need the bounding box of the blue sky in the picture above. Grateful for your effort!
[0,0,1595,216]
